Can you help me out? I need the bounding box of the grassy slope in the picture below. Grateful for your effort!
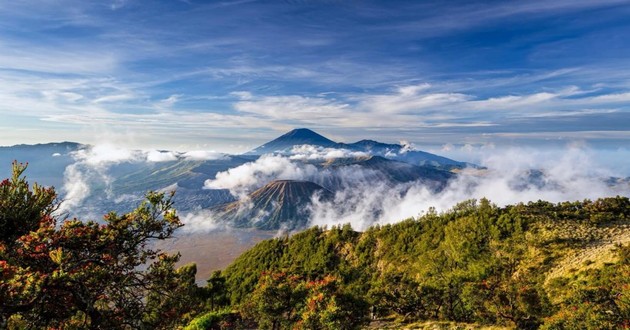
[216,196,630,329]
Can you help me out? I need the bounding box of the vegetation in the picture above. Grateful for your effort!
[0,163,204,329]
[1,162,630,329]
[210,197,630,329]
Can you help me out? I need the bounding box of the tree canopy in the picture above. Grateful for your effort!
[0,162,202,329]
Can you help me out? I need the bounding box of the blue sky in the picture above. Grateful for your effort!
[1,0,630,153]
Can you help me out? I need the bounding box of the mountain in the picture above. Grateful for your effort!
[0,142,256,216]
[211,180,333,230]
[344,139,401,151]
[79,156,257,216]
[0,130,468,224]
[0,142,83,188]
[340,139,470,168]
[247,128,337,154]
[247,128,470,169]
[110,156,255,194]
[316,155,454,191]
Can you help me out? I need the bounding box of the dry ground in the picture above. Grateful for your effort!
[155,229,275,282]
[545,222,630,282]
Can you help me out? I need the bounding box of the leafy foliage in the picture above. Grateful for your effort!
[216,197,630,329]
[0,162,199,329]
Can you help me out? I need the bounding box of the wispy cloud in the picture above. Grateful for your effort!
[0,0,629,151]
[232,93,350,121]
[0,41,118,75]
[355,84,472,114]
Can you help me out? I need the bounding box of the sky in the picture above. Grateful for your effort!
[2,0,630,154]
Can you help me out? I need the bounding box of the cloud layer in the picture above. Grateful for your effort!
[308,146,627,230]
[59,144,227,214]
[194,145,630,232]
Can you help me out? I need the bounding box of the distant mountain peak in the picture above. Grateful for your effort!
[247,128,337,154]
[345,139,401,151]
[245,128,470,169]
[284,128,321,136]
[277,128,333,142]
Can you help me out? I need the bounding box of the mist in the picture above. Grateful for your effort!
[200,144,630,232]
[308,146,629,230]
[54,141,630,233]
[59,144,136,213]
[59,144,227,215]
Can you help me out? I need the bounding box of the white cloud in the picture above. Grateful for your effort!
[233,93,350,120]
[204,154,319,197]
[287,145,369,161]
[154,94,182,109]
[308,146,630,231]
[72,144,141,166]
[2,61,630,151]
[355,84,472,114]
[147,150,178,162]
[0,40,118,75]
[588,92,630,103]
[57,144,228,212]
[182,150,228,161]
[93,93,136,104]
[58,144,144,213]
[110,0,128,10]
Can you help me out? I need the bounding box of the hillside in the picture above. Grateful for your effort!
[211,180,333,230]
[0,142,83,188]
[247,128,338,154]
[246,128,469,169]
[190,196,630,329]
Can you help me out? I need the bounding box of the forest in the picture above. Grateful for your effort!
[1,162,629,329]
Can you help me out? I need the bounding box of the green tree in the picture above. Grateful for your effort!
[144,258,206,329]
[297,275,368,330]
[0,161,57,244]
[0,163,197,329]
[206,270,229,311]
[243,271,306,330]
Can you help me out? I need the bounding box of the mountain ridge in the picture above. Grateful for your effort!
[211,179,333,230]
[247,128,471,169]
[247,128,338,155]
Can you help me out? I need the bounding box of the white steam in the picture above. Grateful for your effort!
[204,152,389,198]
[60,163,91,212]
[60,144,139,213]
[309,147,629,231]
[200,144,629,232]
[59,144,228,213]
[179,210,229,233]
[58,141,630,234]
[204,154,320,197]
[287,145,369,161]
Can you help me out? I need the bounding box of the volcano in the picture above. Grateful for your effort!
[247,128,338,154]
[212,180,333,230]
[247,128,471,169]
